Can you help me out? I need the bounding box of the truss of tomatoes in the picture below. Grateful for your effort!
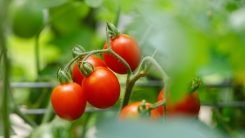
[51,32,141,121]
[50,23,201,121]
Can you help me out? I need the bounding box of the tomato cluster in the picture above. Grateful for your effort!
[119,89,200,121]
[157,89,200,119]
[51,28,141,121]
[50,23,201,122]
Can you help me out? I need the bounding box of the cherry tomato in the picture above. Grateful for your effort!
[82,67,120,109]
[10,0,44,38]
[51,82,86,121]
[103,34,141,74]
[157,89,200,118]
[72,55,106,85]
[119,102,159,120]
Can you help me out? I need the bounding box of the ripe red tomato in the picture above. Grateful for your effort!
[103,34,141,74]
[72,55,106,85]
[51,82,86,121]
[82,67,120,109]
[157,89,200,118]
[119,102,159,120]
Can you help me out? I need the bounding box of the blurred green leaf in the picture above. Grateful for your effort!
[37,0,70,9]
[84,0,103,8]
[102,0,117,12]
[118,0,137,13]
[96,119,227,138]
[49,2,90,36]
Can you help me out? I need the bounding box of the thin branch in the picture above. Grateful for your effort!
[0,0,11,137]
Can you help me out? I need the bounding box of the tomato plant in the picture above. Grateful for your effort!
[103,34,141,74]
[9,0,44,38]
[119,101,159,120]
[49,22,201,125]
[72,55,106,85]
[51,82,86,121]
[157,89,200,118]
[82,67,120,109]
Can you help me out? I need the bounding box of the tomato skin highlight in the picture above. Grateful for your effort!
[82,67,120,109]
[157,89,200,118]
[51,82,86,121]
[72,55,106,85]
[119,102,159,120]
[103,34,141,74]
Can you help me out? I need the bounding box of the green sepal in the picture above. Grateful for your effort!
[106,22,120,39]
[57,68,72,84]
[72,45,86,57]
[137,100,151,118]
[188,78,202,93]
[78,61,94,77]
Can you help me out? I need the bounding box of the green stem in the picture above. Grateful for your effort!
[150,99,166,109]
[64,50,106,71]
[41,101,53,124]
[142,57,170,120]
[118,55,171,121]
[81,113,92,138]
[0,0,11,137]
[0,62,35,128]
[120,80,136,110]
[0,49,3,62]
[119,56,155,111]
[1,47,10,138]
[35,34,40,76]
[65,45,132,80]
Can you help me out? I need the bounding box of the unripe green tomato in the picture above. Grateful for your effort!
[10,0,44,38]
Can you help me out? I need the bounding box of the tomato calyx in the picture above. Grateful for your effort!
[57,68,72,84]
[188,78,202,94]
[78,61,94,77]
[106,22,119,39]
[137,100,151,118]
[72,45,86,57]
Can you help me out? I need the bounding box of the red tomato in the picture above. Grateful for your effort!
[119,102,159,120]
[51,82,86,121]
[82,67,120,109]
[103,34,141,74]
[157,89,200,118]
[72,55,106,85]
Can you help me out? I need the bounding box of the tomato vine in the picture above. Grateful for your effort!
[49,22,184,122]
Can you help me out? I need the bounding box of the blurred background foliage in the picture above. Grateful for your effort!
[1,0,245,137]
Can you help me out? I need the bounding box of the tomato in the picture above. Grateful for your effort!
[103,34,141,74]
[119,102,159,120]
[51,82,86,121]
[72,55,106,85]
[157,89,200,118]
[82,67,120,109]
[9,0,44,38]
